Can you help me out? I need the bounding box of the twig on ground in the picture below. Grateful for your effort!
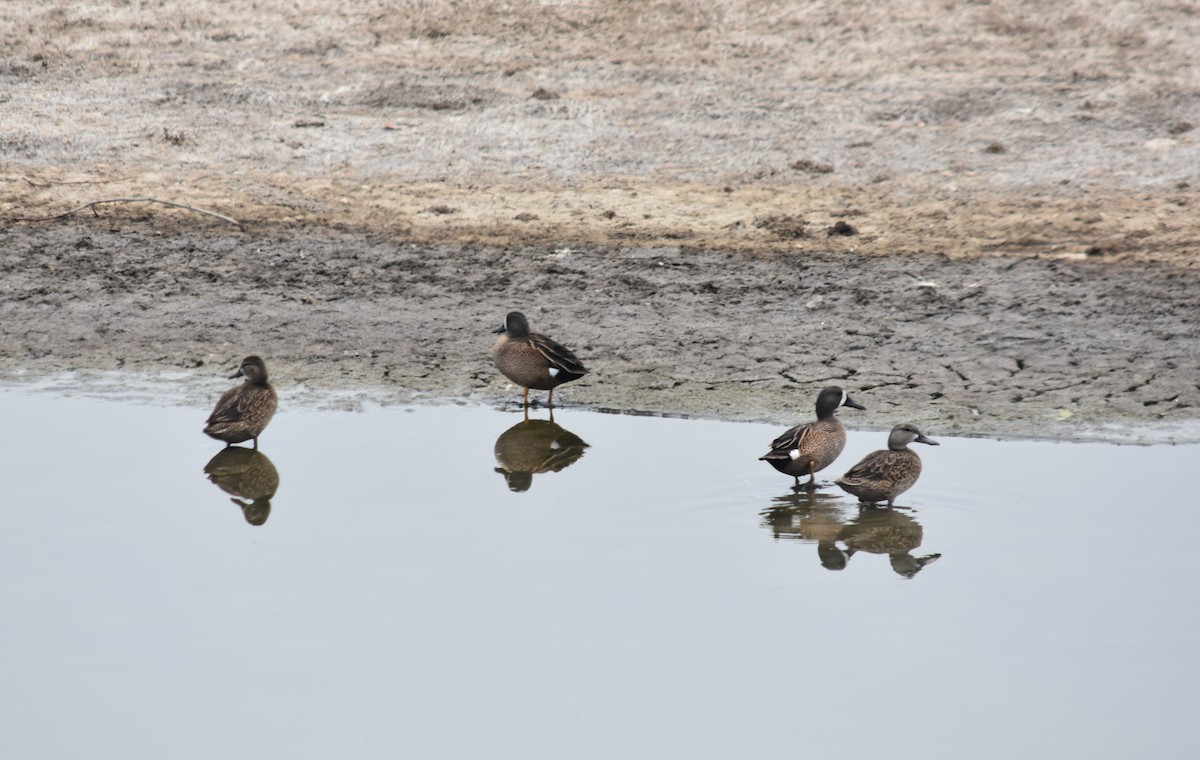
[9,197,245,230]
[23,175,133,187]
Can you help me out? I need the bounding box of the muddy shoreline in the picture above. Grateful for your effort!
[3,2,1199,441]
[3,222,1198,443]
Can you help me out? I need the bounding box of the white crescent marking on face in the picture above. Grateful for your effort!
[841,389,848,407]
[548,367,560,377]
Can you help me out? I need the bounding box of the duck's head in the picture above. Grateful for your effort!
[887,423,938,450]
[231,355,269,384]
[493,311,531,338]
[815,386,865,418]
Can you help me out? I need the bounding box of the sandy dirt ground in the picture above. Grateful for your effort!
[2,1,1199,441]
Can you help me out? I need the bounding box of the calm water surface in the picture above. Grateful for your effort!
[1,386,1197,759]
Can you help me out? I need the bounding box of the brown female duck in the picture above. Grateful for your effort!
[836,423,938,508]
[203,355,278,449]
[492,311,588,407]
[760,386,865,489]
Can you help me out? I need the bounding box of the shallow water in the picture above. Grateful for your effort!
[1,386,1197,759]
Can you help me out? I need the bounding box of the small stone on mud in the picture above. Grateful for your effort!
[514,212,538,222]
[293,119,326,128]
[827,221,857,236]
[531,87,560,100]
[754,214,809,239]
[790,159,834,174]
[421,205,458,215]
[160,127,189,145]
[983,141,1006,154]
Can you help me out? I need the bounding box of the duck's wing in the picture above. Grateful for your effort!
[839,450,894,483]
[529,332,588,377]
[761,421,813,460]
[205,387,252,425]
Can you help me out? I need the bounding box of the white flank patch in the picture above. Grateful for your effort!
[548,367,560,377]
[789,449,800,460]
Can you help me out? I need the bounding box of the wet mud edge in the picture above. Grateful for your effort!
[2,223,1198,444]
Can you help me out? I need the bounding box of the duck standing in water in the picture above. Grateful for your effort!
[836,423,939,508]
[203,355,278,449]
[492,311,588,407]
[760,386,866,489]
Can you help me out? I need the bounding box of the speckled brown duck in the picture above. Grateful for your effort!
[492,311,588,407]
[760,386,865,489]
[836,423,938,508]
[203,355,278,449]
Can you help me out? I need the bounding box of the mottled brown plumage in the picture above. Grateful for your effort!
[492,311,588,407]
[203,355,277,449]
[760,386,865,489]
[836,423,938,508]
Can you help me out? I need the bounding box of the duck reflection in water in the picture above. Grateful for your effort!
[761,490,852,571]
[493,411,589,492]
[203,446,280,526]
[762,492,940,577]
[840,508,941,578]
